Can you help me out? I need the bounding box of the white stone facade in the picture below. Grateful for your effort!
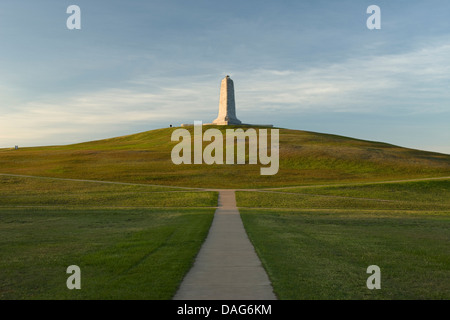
[212,76,242,125]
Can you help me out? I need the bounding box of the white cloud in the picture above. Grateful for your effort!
[234,43,450,114]
[0,82,219,147]
[1,43,449,148]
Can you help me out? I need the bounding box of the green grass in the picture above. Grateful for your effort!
[236,179,450,211]
[240,209,450,299]
[1,127,449,188]
[0,175,217,208]
[1,126,449,299]
[276,179,450,201]
[238,179,450,299]
[0,175,217,299]
[0,207,214,299]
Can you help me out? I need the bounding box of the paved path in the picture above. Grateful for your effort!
[173,190,277,300]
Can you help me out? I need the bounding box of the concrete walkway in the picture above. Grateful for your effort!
[173,190,276,300]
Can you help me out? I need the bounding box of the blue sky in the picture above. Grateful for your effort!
[0,0,449,154]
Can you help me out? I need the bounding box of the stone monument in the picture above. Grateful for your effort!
[212,75,242,125]
[181,75,272,127]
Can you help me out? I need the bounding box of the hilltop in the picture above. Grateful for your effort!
[1,126,449,188]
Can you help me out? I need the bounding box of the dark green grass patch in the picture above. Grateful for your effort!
[0,207,214,299]
[240,209,450,299]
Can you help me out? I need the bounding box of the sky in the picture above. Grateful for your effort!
[0,0,449,154]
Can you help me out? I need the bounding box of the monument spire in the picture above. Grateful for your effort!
[212,75,242,125]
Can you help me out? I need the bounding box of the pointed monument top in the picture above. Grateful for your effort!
[212,75,242,125]
[183,75,273,127]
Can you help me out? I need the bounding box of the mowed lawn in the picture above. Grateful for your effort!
[0,176,216,299]
[237,179,450,299]
[1,125,449,300]
[0,175,216,208]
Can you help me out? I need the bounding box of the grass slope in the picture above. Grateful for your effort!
[1,126,449,188]
[0,175,217,208]
[238,179,450,299]
[0,207,214,299]
[0,175,217,299]
[241,209,449,299]
[1,127,449,300]
[236,179,450,210]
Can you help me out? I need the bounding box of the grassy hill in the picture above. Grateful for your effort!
[1,126,449,188]
[1,126,449,300]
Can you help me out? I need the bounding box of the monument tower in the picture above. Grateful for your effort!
[212,75,242,125]
[181,75,272,127]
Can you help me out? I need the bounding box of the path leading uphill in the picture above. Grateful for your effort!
[173,190,276,300]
